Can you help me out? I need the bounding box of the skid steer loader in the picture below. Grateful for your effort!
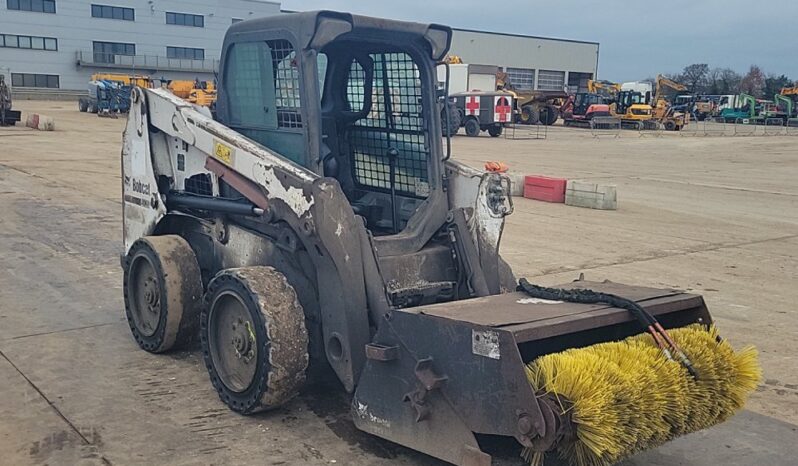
[121,11,757,466]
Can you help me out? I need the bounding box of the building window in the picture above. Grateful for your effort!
[537,70,566,91]
[7,0,56,13]
[93,41,135,64]
[11,73,59,88]
[166,11,204,27]
[0,33,58,50]
[504,67,535,91]
[91,4,134,21]
[232,18,243,24]
[167,46,205,60]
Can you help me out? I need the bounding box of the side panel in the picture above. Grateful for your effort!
[122,89,167,253]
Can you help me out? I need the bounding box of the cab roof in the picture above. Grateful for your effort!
[225,10,452,61]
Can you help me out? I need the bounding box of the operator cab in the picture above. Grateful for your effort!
[216,11,452,239]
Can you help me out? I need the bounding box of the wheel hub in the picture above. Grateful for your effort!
[128,255,162,337]
[208,291,260,393]
[231,320,255,361]
[143,276,160,311]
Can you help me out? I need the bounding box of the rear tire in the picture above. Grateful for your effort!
[123,235,203,353]
[487,125,503,137]
[664,120,677,131]
[520,105,540,125]
[464,118,481,137]
[78,100,88,112]
[441,101,461,136]
[542,105,559,125]
[202,267,308,414]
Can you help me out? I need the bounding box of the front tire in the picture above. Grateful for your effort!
[464,118,481,137]
[123,235,203,353]
[202,267,308,414]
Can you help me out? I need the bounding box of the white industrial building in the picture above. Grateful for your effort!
[0,0,281,93]
[0,1,599,96]
[449,28,599,94]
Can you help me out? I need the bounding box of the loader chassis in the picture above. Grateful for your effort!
[121,11,714,465]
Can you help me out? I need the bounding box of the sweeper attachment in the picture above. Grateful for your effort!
[120,11,760,466]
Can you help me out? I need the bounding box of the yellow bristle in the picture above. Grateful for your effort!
[523,325,761,466]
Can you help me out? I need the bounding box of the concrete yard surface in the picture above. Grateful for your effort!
[0,101,795,465]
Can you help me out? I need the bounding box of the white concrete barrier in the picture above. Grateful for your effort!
[565,180,618,210]
[25,113,55,131]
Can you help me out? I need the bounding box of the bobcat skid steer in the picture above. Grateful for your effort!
[121,11,720,466]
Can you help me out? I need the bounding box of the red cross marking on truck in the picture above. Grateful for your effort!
[495,96,512,122]
[466,96,480,116]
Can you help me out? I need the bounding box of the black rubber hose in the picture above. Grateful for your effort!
[517,278,655,328]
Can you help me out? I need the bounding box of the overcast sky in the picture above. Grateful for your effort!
[282,0,797,82]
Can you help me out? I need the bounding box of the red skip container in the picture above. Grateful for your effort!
[523,175,567,203]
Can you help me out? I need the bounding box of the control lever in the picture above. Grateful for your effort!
[386,147,400,234]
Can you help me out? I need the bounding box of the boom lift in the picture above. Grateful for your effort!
[120,11,759,466]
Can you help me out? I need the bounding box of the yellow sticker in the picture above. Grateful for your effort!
[213,140,233,165]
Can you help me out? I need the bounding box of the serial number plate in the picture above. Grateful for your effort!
[213,140,233,164]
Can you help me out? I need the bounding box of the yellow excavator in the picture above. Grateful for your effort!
[587,79,621,100]
[652,75,690,130]
[588,79,654,128]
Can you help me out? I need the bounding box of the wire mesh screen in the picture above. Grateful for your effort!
[184,173,213,196]
[348,52,429,198]
[269,39,302,129]
[346,60,366,112]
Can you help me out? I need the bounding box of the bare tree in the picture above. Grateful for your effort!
[680,64,710,93]
[716,68,743,94]
[739,65,766,97]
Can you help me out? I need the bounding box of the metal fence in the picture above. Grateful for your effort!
[733,118,757,136]
[590,116,621,138]
[503,122,547,140]
[679,116,796,138]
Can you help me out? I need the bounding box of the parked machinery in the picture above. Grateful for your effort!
[78,79,131,117]
[587,79,621,100]
[719,93,758,122]
[120,11,759,466]
[560,92,611,127]
[609,90,654,128]
[652,75,690,131]
[450,90,514,137]
[0,74,22,126]
[496,72,563,126]
[165,79,218,108]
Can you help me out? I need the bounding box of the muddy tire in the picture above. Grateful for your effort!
[464,118,481,137]
[201,267,308,414]
[520,105,540,125]
[542,105,559,125]
[441,101,461,136]
[123,235,203,353]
